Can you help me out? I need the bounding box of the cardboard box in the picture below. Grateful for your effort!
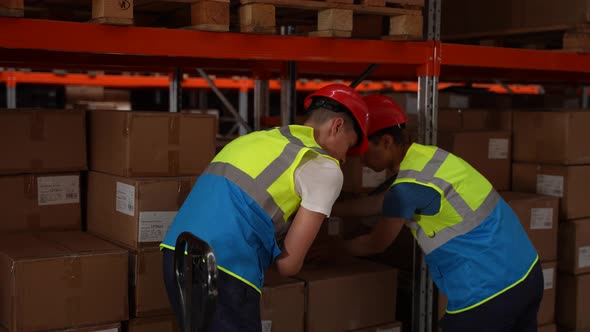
[87,171,197,249]
[0,110,86,174]
[89,110,216,177]
[512,163,590,220]
[436,261,555,326]
[438,108,512,131]
[296,259,397,332]
[0,173,81,232]
[557,273,590,330]
[558,219,590,275]
[341,157,394,194]
[130,248,171,317]
[513,111,590,165]
[501,192,559,262]
[260,270,305,332]
[0,322,122,332]
[0,231,128,332]
[126,316,178,332]
[350,321,403,332]
[438,131,511,191]
[384,92,417,114]
[538,324,556,332]
[540,261,557,326]
[62,323,122,332]
[438,93,470,109]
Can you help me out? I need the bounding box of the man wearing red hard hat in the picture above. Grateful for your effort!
[161,84,369,332]
[342,94,543,332]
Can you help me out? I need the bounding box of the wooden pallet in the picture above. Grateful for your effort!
[443,24,590,53]
[238,0,423,39]
[0,0,230,32]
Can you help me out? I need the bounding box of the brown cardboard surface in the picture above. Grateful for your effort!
[0,173,81,232]
[260,270,305,332]
[0,322,122,332]
[126,315,179,332]
[89,110,216,177]
[0,109,87,174]
[0,231,128,332]
[442,0,590,36]
[350,321,402,332]
[437,131,511,191]
[87,171,197,250]
[557,273,590,330]
[296,259,397,332]
[130,248,171,317]
[539,324,557,332]
[540,261,557,326]
[61,322,122,332]
[558,219,590,275]
[512,163,590,220]
[513,111,590,165]
[501,192,559,262]
[438,108,512,131]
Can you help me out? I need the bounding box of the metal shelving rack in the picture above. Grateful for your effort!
[3,3,590,330]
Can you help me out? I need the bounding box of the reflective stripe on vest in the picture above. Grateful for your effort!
[203,126,329,238]
[398,148,500,255]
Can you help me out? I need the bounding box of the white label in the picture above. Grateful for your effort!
[579,246,590,268]
[261,320,272,332]
[328,217,341,236]
[542,268,554,290]
[530,208,553,230]
[536,175,564,198]
[116,182,136,216]
[37,176,80,206]
[488,138,509,160]
[139,211,178,242]
[377,328,400,332]
[96,329,119,332]
[362,167,387,188]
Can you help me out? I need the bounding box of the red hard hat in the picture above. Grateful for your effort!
[363,94,409,136]
[304,84,369,156]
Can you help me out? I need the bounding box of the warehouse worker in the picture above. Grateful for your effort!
[160,84,369,332]
[343,94,543,332]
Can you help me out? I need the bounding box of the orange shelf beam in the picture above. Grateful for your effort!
[0,71,542,94]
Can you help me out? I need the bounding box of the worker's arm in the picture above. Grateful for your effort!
[331,193,385,218]
[274,206,325,277]
[345,217,405,256]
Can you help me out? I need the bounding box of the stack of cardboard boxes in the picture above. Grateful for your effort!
[0,110,128,332]
[511,110,590,332]
[86,110,217,332]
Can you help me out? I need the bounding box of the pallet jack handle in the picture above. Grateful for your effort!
[174,232,218,332]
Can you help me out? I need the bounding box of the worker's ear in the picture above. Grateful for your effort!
[381,134,394,149]
[330,117,345,136]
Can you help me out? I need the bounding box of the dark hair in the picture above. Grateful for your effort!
[306,97,363,146]
[368,124,406,145]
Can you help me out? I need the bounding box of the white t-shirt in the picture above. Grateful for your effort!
[294,154,343,217]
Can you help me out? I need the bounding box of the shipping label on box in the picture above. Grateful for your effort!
[488,138,509,160]
[530,208,553,230]
[138,211,178,243]
[116,182,135,216]
[579,247,590,268]
[261,320,272,332]
[543,268,554,290]
[37,175,80,206]
[536,175,564,197]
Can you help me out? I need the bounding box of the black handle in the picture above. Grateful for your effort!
[174,232,218,332]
